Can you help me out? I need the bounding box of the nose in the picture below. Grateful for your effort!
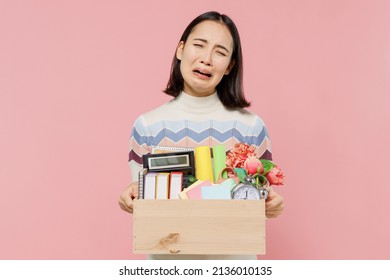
[201,49,212,66]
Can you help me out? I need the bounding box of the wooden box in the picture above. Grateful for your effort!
[133,199,265,255]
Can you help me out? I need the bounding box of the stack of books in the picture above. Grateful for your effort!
[138,150,195,200]
[141,171,183,199]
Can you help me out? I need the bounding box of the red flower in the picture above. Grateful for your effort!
[244,156,263,175]
[226,142,285,188]
[226,143,255,168]
[266,166,285,185]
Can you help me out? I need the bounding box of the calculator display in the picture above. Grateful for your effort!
[148,154,190,170]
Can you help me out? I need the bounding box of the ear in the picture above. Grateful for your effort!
[176,41,184,60]
[225,59,235,75]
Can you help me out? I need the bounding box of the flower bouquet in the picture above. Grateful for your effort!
[225,143,284,197]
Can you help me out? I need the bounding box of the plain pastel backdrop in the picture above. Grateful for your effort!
[1,0,389,259]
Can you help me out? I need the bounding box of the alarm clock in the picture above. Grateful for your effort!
[231,183,261,200]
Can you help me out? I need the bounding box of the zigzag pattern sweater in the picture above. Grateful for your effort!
[128,91,272,181]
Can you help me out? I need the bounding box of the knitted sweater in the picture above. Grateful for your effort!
[128,91,272,181]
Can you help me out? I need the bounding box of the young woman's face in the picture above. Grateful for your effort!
[176,20,234,97]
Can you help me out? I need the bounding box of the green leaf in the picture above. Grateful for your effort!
[253,174,268,187]
[233,168,247,183]
[260,159,275,174]
[188,175,198,184]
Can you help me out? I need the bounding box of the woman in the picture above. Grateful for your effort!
[119,11,284,259]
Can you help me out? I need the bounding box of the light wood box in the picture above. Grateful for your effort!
[133,199,265,255]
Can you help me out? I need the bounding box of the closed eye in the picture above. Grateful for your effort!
[216,51,227,56]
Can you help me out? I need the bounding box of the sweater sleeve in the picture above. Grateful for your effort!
[251,117,273,161]
[128,116,152,181]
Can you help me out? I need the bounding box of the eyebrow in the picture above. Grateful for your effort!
[193,38,231,53]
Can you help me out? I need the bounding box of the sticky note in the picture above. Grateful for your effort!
[201,184,232,200]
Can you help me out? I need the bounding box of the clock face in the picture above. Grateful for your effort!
[232,184,261,200]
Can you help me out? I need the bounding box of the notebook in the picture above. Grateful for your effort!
[155,173,170,199]
[144,172,157,199]
[138,168,148,199]
[169,172,183,199]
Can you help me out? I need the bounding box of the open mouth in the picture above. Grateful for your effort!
[193,70,212,78]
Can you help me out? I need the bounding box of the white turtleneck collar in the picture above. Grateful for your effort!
[173,91,223,114]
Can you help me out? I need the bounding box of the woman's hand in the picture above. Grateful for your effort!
[265,188,285,218]
[118,182,139,214]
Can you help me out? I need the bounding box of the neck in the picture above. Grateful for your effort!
[174,91,222,113]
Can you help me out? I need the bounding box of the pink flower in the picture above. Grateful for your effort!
[244,156,263,175]
[266,166,285,185]
[226,143,255,168]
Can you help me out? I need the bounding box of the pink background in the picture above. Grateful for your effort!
[1,0,389,259]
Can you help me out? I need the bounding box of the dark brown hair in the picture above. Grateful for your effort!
[163,11,250,108]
